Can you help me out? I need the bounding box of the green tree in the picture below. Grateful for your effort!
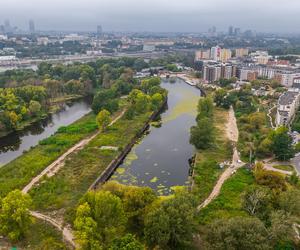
[144,191,196,249]
[74,202,100,249]
[75,191,127,249]
[197,97,214,120]
[242,186,270,219]
[190,117,214,150]
[270,127,294,160]
[92,89,117,114]
[269,211,295,245]
[150,93,163,111]
[134,92,150,114]
[96,109,111,131]
[0,190,32,241]
[214,88,231,109]
[29,100,41,116]
[109,234,144,250]
[204,217,271,250]
[278,189,300,216]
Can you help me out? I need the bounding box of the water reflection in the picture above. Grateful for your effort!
[0,99,91,166]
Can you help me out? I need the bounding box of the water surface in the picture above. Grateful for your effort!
[111,79,200,195]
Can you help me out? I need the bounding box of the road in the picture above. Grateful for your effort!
[197,106,243,210]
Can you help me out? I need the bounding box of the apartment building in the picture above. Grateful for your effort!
[235,48,249,58]
[276,89,300,127]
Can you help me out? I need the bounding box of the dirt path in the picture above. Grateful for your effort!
[24,110,126,249]
[197,106,243,210]
[267,105,276,129]
[226,106,239,143]
[30,211,76,248]
[22,110,125,194]
[262,159,293,175]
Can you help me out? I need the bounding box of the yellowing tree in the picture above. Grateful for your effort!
[96,109,111,131]
[0,190,32,241]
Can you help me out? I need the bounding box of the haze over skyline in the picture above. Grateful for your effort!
[1,0,300,33]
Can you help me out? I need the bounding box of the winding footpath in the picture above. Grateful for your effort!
[22,110,126,248]
[267,104,276,129]
[197,106,243,210]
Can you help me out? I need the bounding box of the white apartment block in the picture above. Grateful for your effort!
[276,89,300,127]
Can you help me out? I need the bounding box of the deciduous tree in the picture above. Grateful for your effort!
[0,190,32,241]
[96,109,111,131]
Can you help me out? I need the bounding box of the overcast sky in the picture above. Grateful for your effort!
[0,0,300,33]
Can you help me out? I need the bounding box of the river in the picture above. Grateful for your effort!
[0,100,91,166]
[111,78,200,195]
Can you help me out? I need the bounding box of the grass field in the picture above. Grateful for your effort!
[29,112,151,221]
[197,168,254,224]
[193,108,232,203]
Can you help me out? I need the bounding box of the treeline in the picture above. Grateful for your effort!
[0,57,171,136]
[190,96,215,150]
[0,86,46,132]
[74,183,197,249]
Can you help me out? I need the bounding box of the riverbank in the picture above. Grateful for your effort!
[0,94,85,139]
[29,111,153,220]
[111,79,200,195]
[0,112,97,197]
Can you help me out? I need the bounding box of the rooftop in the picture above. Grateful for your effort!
[278,91,299,105]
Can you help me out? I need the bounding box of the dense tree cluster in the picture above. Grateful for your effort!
[190,96,215,150]
[74,182,197,250]
[0,190,32,241]
[0,86,46,131]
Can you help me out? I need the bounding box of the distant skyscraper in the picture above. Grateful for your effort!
[29,20,35,34]
[234,28,241,36]
[97,25,103,38]
[4,19,11,34]
[212,26,216,33]
[228,26,234,36]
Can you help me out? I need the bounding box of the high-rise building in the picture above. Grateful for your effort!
[210,46,221,61]
[4,20,11,34]
[97,25,103,38]
[195,49,210,61]
[29,20,35,34]
[235,48,249,58]
[203,64,222,83]
[234,28,241,36]
[220,49,232,62]
[221,64,234,79]
[228,26,234,36]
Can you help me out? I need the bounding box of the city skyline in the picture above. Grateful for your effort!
[1,0,300,33]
